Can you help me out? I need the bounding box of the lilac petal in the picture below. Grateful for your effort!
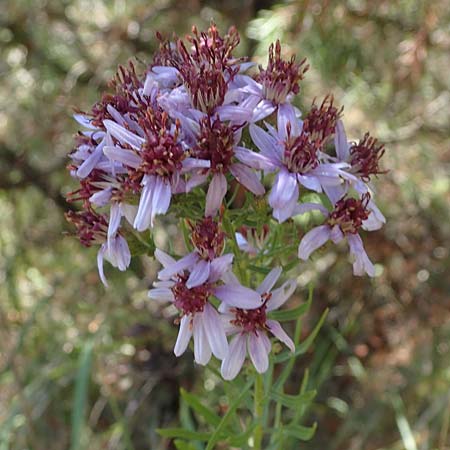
[151,177,172,226]
[186,173,208,192]
[221,334,247,380]
[174,315,193,357]
[193,313,212,365]
[220,270,241,286]
[103,145,142,168]
[202,303,228,360]
[106,105,126,126]
[269,170,298,209]
[97,245,108,287]
[208,254,234,283]
[347,234,375,277]
[324,184,347,205]
[153,280,175,288]
[120,204,137,225]
[267,320,295,352]
[205,173,227,217]
[148,288,174,303]
[266,279,297,311]
[230,163,265,196]
[108,202,121,239]
[214,284,262,309]
[77,138,105,178]
[134,176,155,231]
[252,100,276,122]
[248,333,270,373]
[272,183,299,223]
[249,124,279,161]
[334,120,350,161]
[107,235,130,271]
[89,187,112,207]
[260,332,272,354]
[256,267,282,295]
[154,248,176,268]
[215,105,251,123]
[330,225,344,244]
[234,147,276,171]
[235,232,257,255]
[298,225,332,260]
[187,259,211,288]
[291,202,329,217]
[182,158,211,172]
[73,113,96,130]
[363,200,385,231]
[158,252,198,280]
[277,103,300,139]
[103,120,144,150]
[297,174,323,192]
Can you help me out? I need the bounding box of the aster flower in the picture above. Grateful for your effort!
[249,97,352,222]
[103,108,210,230]
[297,193,381,276]
[65,209,131,286]
[148,249,262,365]
[236,40,308,123]
[186,115,265,217]
[220,267,296,379]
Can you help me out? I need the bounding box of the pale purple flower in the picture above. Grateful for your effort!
[148,249,262,365]
[220,267,296,379]
[297,193,381,276]
[249,103,351,222]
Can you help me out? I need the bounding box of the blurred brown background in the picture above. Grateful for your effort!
[0,1,449,449]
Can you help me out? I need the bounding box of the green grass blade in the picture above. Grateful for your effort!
[70,340,94,450]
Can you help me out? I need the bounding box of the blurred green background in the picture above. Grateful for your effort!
[1,0,449,449]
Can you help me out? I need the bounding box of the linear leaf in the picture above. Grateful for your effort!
[269,390,316,409]
[274,308,328,363]
[157,428,211,441]
[70,340,94,450]
[281,423,317,441]
[180,388,221,427]
[267,302,309,322]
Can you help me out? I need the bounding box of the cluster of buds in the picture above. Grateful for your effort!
[66,24,387,376]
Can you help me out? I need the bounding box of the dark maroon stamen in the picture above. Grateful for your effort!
[189,217,225,260]
[231,293,270,333]
[257,40,308,104]
[282,97,342,173]
[349,133,386,181]
[302,95,342,143]
[192,116,236,173]
[328,193,371,234]
[65,209,108,247]
[172,274,212,315]
[131,108,185,182]
[164,24,241,113]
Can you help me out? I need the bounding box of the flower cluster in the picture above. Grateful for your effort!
[66,24,387,376]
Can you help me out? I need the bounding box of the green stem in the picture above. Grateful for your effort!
[253,373,264,449]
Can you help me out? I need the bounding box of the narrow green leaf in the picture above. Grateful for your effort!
[269,390,316,409]
[180,388,221,427]
[173,440,198,450]
[205,379,253,450]
[70,340,94,450]
[267,302,309,322]
[156,428,211,441]
[274,308,328,363]
[280,423,317,441]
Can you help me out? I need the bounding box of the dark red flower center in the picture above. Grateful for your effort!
[349,133,386,181]
[327,194,371,234]
[192,116,236,173]
[189,217,225,260]
[65,209,108,247]
[257,40,308,104]
[231,293,270,333]
[172,274,212,315]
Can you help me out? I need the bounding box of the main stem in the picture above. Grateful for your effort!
[253,373,264,449]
